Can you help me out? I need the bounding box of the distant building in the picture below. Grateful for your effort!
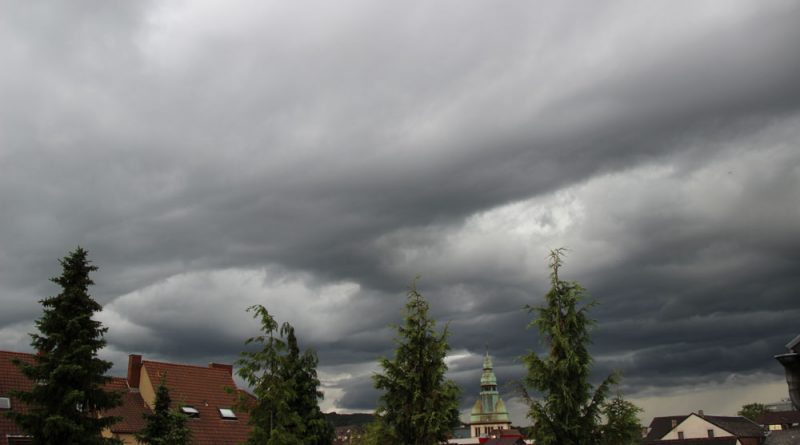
[469,351,512,438]
[643,412,765,445]
[756,411,800,432]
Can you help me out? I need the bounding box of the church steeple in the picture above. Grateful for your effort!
[469,349,511,437]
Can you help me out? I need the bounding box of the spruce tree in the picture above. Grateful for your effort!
[281,327,334,445]
[523,249,616,445]
[136,377,192,445]
[373,280,461,445]
[9,247,121,445]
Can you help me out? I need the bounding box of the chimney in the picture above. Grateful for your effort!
[209,363,233,375]
[128,354,142,389]
[698,410,704,417]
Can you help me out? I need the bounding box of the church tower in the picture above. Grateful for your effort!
[469,350,512,437]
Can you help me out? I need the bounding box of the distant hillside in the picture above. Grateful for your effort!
[325,412,376,427]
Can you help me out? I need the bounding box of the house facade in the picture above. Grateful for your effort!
[0,350,252,445]
[644,412,765,445]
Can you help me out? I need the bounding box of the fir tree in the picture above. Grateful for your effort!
[523,249,616,445]
[281,327,334,445]
[373,279,461,445]
[9,247,121,445]
[136,377,192,445]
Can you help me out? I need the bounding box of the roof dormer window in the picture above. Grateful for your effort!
[181,406,200,418]
[219,408,237,419]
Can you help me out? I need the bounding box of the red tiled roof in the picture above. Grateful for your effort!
[103,377,150,434]
[141,360,251,445]
[0,351,35,445]
[757,411,800,426]
[0,351,152,444]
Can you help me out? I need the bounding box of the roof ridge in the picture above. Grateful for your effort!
[143,359,233,372]
[0,350,36,357]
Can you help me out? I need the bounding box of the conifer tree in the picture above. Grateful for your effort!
[281,327,334,445]
[9,247,121,445]
[237,304,331,445]
[373,280,461,445]
[136,378,192,445]
[236,304,300,445]
[523,249,616,445]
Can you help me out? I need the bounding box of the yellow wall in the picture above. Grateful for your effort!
[102,429,141,445]
[139,364,156,410]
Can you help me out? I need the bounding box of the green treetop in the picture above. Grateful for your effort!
[738,403,767,422]
[598,394,642,445]
[523,249,617,445]
[9,247,122,445]
[236,304,332,445]
[136,377,192,445]
[280,326,334,445]
[373,279,461,445]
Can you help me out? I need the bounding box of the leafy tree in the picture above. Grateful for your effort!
[373,279,461,445]
[8,247,122,445]
[522,249,617,445]
[352,422,384,445]
[738,402,767,422]
[236,304,332,445]
[136,377,192,445]
[598,395,642,445]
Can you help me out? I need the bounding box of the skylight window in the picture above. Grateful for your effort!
[219,408,237,419]
[0,397,10,410]
[181,406,200,417]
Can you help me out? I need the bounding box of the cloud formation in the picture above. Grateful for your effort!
[1,0,799,424]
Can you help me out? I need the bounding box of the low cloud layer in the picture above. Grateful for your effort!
[1,0,799,424]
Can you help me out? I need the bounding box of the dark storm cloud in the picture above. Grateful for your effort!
[1,0,799,421]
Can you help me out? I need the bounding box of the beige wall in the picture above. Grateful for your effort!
[117,433,141,445]
[102,429,141,445]
[139,364,156,410]
[470,423,511,437]
[663,415,733,440]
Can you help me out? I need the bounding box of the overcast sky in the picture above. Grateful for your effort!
[1,0,799,426]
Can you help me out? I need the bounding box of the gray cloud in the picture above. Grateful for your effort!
[1,0,799,424]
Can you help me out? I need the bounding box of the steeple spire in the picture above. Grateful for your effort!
[470,349,511,437]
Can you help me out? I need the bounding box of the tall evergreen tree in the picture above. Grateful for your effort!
[236,305,332,445]
[373,280,461,445]
[523,249,616,445]
[236,304,300,445]
[136,377,192,445]
[9,247,121,445]
[281,327,334,445]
